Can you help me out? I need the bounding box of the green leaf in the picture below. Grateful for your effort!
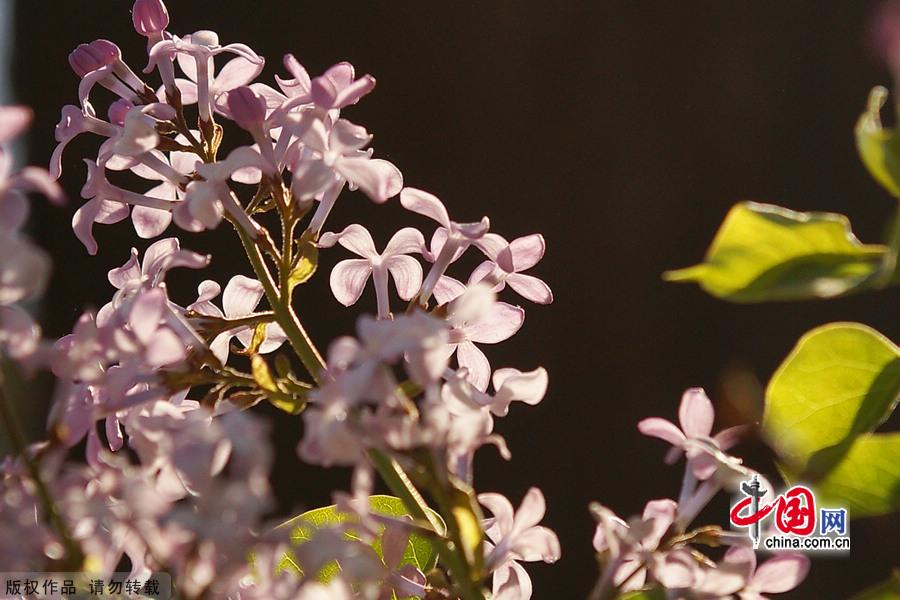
[619,589,666,600]
[288,237,318,289]
[850,569,900,600]
[764,323,900,517]
[277,495,446,582]
[856,86,900,198]
[250,354,307,414]
[665,202,885,302]
[813,433,900,518]
[763,323,900,473]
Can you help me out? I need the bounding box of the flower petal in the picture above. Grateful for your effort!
[384,227,426,257]
[514,526,561,563]
[336,157,402,203]
[507,273,553,304]
[222,275,264,317]
[750,554,810,593]
[329,259,373,306]
[464,302,524,344]
[478,492,515,537]
[212,56,265,95]
[386,255,423,301]
[510,234,545,271]
[679,387,715,438]
[319,223,377,259]
[513,487,548,533]
[400,187,450,229]
[492,560,533,600]
[457,340,491,391]
[132,204,172,238]
[637,417,686,447]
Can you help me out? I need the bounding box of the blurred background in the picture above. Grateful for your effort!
[6,0,900,597]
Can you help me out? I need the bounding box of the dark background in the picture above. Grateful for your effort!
[10,1,900,597]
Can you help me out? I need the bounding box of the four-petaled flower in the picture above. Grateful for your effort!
[188,275,287,364]
[638,387,745,479]
[319,224,424,319]
[479,488,561,600]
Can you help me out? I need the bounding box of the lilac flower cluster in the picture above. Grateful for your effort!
[0,1,560,598]
[587,390,810,599]
[0,1,819,598]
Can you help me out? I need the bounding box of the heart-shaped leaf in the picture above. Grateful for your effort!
[665,202,885,302]
[764,323,900,517]
[277,495,445,585]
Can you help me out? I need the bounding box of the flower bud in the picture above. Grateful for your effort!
[190,30,220,48]
[68,39,120,77]
[227,86,266,130]
[107,99,133,126]
[132,0,169,37]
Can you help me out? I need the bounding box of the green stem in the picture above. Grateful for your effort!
[234,212,484,598]
[0,373,82,568]
[235,226,326,384]
[877,206,900,287]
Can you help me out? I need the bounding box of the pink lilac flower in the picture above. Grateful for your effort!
[479,488,561,600]
[147,30,264,123]
[70,39,153,108]
[436,284,525,391]
[592,499,677,592]
[443,366,549,417]
[0,107,64,228]
[75,155,183,255]
[638,387,746,480]
[172,146,264,235]
[106,146,200,238]
[310,62,376,111]
[400,187,513,305]
[187,275,287,364]
[697,545,810,599]
[469,234,553,304]
[49,104,117,179]
[319,224,425,318]
[290,118,403,234]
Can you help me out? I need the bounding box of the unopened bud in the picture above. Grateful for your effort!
[227,86,266,130]
[68,39,120,77]
[132,0,170,37]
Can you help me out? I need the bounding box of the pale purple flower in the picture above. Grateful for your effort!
[147,31,264,123]
[0,106,64,228]
[0,231,50,306]
[638,387,746,480]
[49,104,117,180]
[291,118,403,234]
[98,237,209,325]
[479,488,561,600]
[75,155,182,255]
[400,187,512,304]
[172,146,264,235]
[70,39,152,108]
[697,546,810,599]
[469,234,553,304]
[108,147,200,238]
[188,275,287,364]
[591,499,678,593]
[437,284,525,391]
[319,224,424,318]
[311,62,376,111]
[444,366,549,417]
[132,0,169,37]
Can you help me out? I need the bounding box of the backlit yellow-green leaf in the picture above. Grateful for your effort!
[665,202,885,302]
[856,86,900,198]
[763,323,900,473]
